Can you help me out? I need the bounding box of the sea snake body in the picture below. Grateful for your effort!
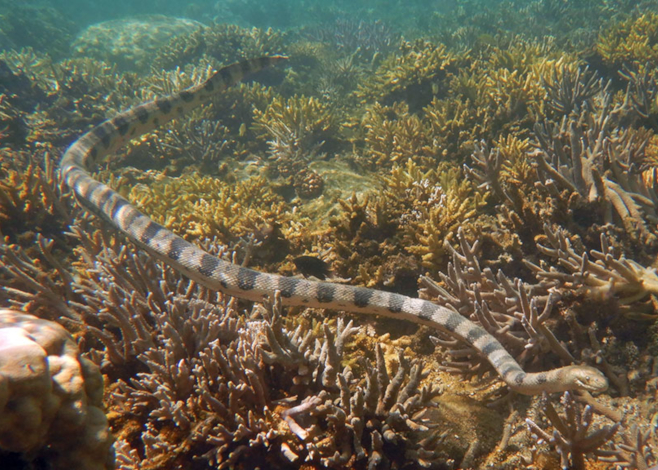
[60,56,608,396]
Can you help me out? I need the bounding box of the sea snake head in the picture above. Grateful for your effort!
[563,365,609,393]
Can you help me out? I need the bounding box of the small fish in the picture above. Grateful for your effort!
[293,255,330,280]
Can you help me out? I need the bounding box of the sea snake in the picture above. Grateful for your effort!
[59,56,608,396]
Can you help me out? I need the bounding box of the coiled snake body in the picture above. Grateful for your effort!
[60,56,608,395]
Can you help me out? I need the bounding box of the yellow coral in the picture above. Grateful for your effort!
[384,160,482,271]
[357,39,463,111]
[361,102,433,168]
[124,172,292,246]
[597,12,658,72]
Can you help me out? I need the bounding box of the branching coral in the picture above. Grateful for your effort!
[361,101,434,168]
[418,228,594,384]
[122,172,294,262]
[151,22,286,72]
[0,151,73,243]
[357,39,463,112]
[253,94,336,198]
[254,94,336,160]
[541,63,603,117]
[597,12,658,73]
[1,49,138,146]
[307,18,398,62]
[525,391,620,470]
[599,424,658,469]
[1,217,450,468]
[532,87,658,243]
[387,160,482,271]
[526,224,658,317]
[328,160,481,289]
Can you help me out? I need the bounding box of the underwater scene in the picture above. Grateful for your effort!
[2,0,658,469]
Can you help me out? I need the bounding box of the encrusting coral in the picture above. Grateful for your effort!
[0,309,113,470]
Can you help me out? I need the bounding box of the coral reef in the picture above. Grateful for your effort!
[151,22,286,73]
[3,2,658,468]
[72,15,206,72]
[1,225,449,469]
[0,309,113,470]
[597,12,658,74]
[0,0,75,59]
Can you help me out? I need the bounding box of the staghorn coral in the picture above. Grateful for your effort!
[253,94,336,198]
[0,309,113,470]
[1,49,138,146]
[423,96,487,162]
[541,62,603,117]
[387,160,482,272]
[130,63,276,167]
[254,94,336,159]
[0,151,73,245]
[599,423,658,469]
[526,224,658,318]
[597,12,658,74]
[525,391,620,470]
[357,39,463,113]
[121,172,294,263]
[417,228,597,386]
[360,101,435,168]
[306,18,398,62]
[532,86,658,244]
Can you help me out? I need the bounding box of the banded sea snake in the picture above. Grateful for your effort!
[60,56,608,396]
